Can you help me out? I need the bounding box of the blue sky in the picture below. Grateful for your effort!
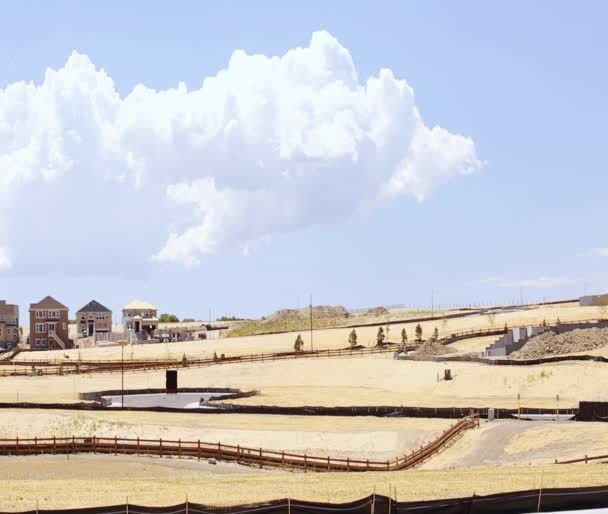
[1,1,607,319]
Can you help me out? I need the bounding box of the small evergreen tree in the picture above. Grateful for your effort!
[294,334,304,352]
[415,323,423,342]
[376,327,385,346]
[401,328,407,344]
[432,327,439,341]
[182,353,188,367]
[213,351,218,362]
[348,329,358,349]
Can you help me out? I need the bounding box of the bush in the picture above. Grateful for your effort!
[159,314,180,323]
[348,329,358,348]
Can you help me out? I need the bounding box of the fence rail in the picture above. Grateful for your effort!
[0,414,478,472]
[0,345,402,377]
[556,453,608,465]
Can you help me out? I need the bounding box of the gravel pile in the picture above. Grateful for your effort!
[409,339,456,360]
[511,328,608,359]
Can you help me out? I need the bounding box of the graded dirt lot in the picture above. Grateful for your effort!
[422,420,608,469]
[0,457,606,512]
[0,410,452,461]
[2,353,607,408]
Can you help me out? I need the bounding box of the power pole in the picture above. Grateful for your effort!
[309,293,313,352]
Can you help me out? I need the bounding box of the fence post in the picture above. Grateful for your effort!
[259,447,263,468]
[114,435,117,455]
[347,457,350,471]
[237,445,240,463]
[137,437,140,456]
[179,439,181,458]
[53,436,56,455]
[160,438,163,458]
[304,454,307,472]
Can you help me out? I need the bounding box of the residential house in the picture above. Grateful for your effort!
[122,300,158,340]
[0,300,19,350]
[29,296,72,350]
[76,300,112,338]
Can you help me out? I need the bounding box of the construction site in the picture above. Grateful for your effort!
[1,299,608,513]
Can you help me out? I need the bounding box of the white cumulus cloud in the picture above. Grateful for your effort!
[0,31,481,271]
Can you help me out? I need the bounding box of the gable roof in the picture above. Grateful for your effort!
[77,300,111,313]
[124,299,157,311]
[30,296,68,310]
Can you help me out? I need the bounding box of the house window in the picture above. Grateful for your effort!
[35,338,47,347]
[36,310,45,319]
[80,314,85,320]
[62,323,67,330]
[0,315,4,321]
[36,323,46,333]
[48,311,60,319]
[144,311,150,317]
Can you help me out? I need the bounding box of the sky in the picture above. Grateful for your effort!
[1,1,607,320]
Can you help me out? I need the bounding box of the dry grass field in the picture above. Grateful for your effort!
[0,459,606,512]
[2,353,607,408]
[0,410,453,461]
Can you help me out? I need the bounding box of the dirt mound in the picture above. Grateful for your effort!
[269,305,349,320]
[409,339,456,361]
[366,306,389,317]
[511,328,608,359]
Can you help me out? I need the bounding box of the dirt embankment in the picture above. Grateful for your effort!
[511,327,608,359]
[409,340,456,360]
[269,305,349,320]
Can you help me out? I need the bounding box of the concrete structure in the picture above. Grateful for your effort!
[484,319,608,357]
[29,296,72,350]
[76,300,112,338]
[579,294,608,307]
[484,326,550,356]
[0,300,19,350]
[122,300,158,341]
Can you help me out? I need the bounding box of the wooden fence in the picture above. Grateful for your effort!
[556,453,608,465]
[0,344,402,377]
[0,414,478,472]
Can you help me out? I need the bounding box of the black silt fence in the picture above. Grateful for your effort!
[5,487,608,514]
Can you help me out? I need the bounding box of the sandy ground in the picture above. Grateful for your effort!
[449,336,498,354]
[2,354,608,408]
[0,457,606,511]
[12,303,604,362]
[422,420,608,469]
[0,410,452,461]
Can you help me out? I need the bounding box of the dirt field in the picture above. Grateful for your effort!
[0,457,606,511]
[422,420,608,469]
[0,410,452,461]
[2,353,607,408]
[12,303,604,363]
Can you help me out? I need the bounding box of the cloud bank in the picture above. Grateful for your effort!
[0,31,481,271]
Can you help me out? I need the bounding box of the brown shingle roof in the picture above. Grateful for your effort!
[30,296,68,310]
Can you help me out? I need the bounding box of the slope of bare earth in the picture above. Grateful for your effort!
[0,410,452,461]
[12,303,604,363]
[511,328,608,359]
[2,355,608,408]
[421,420,608,469]
[0,459,606,512]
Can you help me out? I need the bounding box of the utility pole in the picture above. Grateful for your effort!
[309,293,313,352]
[121,343,125,409]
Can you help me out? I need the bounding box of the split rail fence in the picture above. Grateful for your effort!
[0,345,401,377]
[0,414,478,472]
